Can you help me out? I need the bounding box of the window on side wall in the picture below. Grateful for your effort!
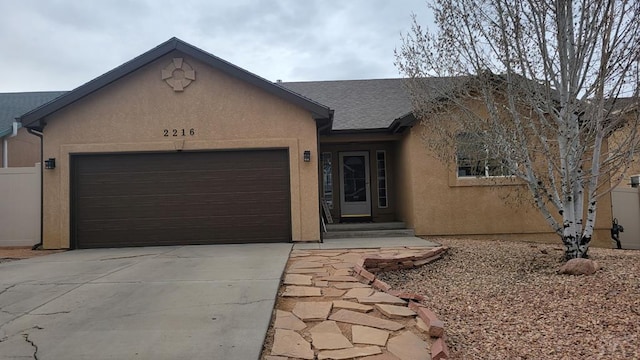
[456,133,511,178]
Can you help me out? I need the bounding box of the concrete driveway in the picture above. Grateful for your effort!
[0,243,292,360]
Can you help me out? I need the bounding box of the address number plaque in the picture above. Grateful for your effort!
[163,128,196,137]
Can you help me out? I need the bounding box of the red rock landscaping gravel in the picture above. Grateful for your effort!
[378,237,640,359]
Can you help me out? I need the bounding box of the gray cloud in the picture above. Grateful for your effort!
[0,0,433,92]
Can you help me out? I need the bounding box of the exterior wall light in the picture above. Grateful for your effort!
[303,150,311,162]
[44,158,56,169]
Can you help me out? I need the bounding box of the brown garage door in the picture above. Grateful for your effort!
[71,150,291,248]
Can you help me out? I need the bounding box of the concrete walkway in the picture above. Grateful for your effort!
[0,244,291,360]
[294,236,441,250]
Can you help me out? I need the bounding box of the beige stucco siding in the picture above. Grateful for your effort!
[398,125,613,247]
[396,130,415,229]
[40,51,320,249]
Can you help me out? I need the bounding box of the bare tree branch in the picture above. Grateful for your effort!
[396,0,640,259]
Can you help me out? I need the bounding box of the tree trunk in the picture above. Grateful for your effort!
[563,234,591,259]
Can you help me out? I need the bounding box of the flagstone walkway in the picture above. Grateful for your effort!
[262,246,450,360]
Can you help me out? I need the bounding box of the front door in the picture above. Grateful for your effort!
[339,151,371,217]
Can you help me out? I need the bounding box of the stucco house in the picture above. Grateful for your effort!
[7,37,614,249]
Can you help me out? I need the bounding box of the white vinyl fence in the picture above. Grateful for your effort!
[611,187,640,250]
[0,165,40,247]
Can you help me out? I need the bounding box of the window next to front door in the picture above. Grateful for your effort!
[321,152,333,209]
[376,150,388,208]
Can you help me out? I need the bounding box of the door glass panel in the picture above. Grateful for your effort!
[343,155,367,202]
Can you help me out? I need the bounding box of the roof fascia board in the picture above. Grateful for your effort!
[21,38,331,128]
[21,40,177,127]
[388,112,417,134]
[173,41,331,119]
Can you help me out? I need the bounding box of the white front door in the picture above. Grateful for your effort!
[339,151,371,217]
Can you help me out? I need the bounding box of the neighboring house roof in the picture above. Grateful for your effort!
[610,96,639,114]
[0,91,66,137]
[20,37,332,131]
[281,79,412,131]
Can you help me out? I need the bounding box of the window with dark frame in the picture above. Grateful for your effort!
[456,133,511,178]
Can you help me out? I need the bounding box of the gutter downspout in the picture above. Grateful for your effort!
[1,122,20,168]
[27,128,44,250]
[1,137,6,168]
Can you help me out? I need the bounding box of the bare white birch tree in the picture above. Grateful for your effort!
[396,0,640,259]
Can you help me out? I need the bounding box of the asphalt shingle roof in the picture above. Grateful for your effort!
[281,79,413,130]
[0,91,67,136]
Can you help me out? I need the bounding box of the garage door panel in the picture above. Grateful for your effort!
[76,170,289,197]
[78,218,290,248]
[72,150,292,248]
[76,195,291,219]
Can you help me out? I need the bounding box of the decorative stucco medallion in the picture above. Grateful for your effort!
[162,58,195,91]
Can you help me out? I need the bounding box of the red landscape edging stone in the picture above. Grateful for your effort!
[431,337,450,360]
[354,246,449,358]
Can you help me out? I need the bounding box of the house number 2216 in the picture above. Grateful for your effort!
[163,128,196,137]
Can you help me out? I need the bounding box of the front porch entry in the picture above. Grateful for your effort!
[320,138,397,223]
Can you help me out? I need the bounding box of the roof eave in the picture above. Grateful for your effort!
[388,112,416,134]
[20,37,332,128]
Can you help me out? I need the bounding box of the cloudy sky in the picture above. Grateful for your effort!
[0,0,433,92]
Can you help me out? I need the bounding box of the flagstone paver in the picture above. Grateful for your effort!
[375,304,417,319]
[309,320,343,334]
[343,288,375,299]
[320,275,360,282]
[274,310,306,331]
[283,286,322,297]
[309,321,353,350]
[332,300,374,313]
[329,310,404,331]
[290,251,312,257]
[292,301,333,321]
[284,274,313,286]
[357,291,407,305]
[360,353,402,360]
[315,251,346,257]
[333,268,353,276]
[331,262,356,269]
[317,346,382,360]
[288,268,330,275]
[321,287,347,297]
[352,325,390,346]
[292,256,335,262]
[265,246,448,360]
[271,329,314,359]
[333,282,371,289]
[312,330,354,350]
[290,260,326,269]
[387,331,429,360]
